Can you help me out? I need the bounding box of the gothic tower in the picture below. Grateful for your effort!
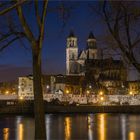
[66,31,78,75]
[86,32,98,59]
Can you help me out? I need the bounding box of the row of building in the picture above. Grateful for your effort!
[0,31,140,99]
[0,74,139,98]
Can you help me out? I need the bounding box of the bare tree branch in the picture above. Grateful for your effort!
[0,0,27,16]
[38,0,48,50]
[16,2,35,45]
[34,0,41,30]
[0,35,24,52]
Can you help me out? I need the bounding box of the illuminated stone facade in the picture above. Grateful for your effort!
[18,76,33,99]
[66,31,127,94]
[128,81,140,95]
[66,31,98,75]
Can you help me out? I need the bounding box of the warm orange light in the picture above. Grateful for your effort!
[87,90,90,94]
[100,96,104,101]
[65,117,71,140]
[99,114,106,140]
[129,131,135,140]
[3,128,9,140]
[129,91,133,95]
[99,91,103,95]
[66,90,70,94]
[17,123,24,140]
[19,96,24,100]
[5,91,9,95]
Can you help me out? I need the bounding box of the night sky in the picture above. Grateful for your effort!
[0,1,139,82]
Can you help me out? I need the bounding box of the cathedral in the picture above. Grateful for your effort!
[66,31,98,75]
[66,31,127,94]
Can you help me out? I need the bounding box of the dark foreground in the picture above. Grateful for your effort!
[0,100,140,114]
[1,113,140,140]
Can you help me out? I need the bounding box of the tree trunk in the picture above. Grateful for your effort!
[32,46,46,140]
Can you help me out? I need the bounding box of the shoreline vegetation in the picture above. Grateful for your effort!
[0,100,140,114]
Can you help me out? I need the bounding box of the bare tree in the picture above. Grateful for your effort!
[0,1,48,139]
[90,1,140,73]
[0,1,77,139]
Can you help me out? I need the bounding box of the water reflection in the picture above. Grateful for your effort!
[88,115,93,140]
[3,128,9,140]
[129,131,135,140]
[46,115,51,140]
[0,114,140,140]
[98,114,106,140]
[16,117,24,140]
[121,115,127,140]
[65,117,71,140]
[18,123,24,140]
[16,116,34,140]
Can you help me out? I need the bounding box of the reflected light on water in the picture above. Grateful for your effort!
[99,114,106,140]
[46,115,51,140]
[129,131,135,140]
[17,123,24,140]
[121,115,127,140]
[65,117,71,140]
[3,128,9,140]
[88,115,93,140]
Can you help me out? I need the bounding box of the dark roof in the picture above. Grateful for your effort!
[68,30,75,37]
[127,80,140,83]
[85,58,125,70]
[55,75,84,85]
[88,32,95,39]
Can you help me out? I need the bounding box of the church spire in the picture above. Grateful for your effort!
[88,31,95,39]
[68,30,75,38]
[87,31,96,49]
[67,30,77,48]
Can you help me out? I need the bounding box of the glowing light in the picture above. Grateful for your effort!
[66,90,70,94]
[129,131,135,140]
[65,117,71,140]
[100,96,104,101]
[99,91,103,95]
[46,85,50,89]
[3,128,9,140]
[89,85,92,89]
[87,90,90,94]
[129,91,133,95]
[19,96,24,100]
[5,91,9,95]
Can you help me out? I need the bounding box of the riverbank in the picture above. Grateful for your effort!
[0,101,140,114]
[45,105,140,114]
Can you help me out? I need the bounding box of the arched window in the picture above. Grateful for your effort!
[72,53,75,59]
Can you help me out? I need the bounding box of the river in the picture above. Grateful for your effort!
[0,113,140,140]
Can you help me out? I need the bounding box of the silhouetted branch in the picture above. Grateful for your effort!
[0,0,26,16]
[16,1,35,45]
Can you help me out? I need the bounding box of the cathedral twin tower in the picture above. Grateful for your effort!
[66,31,98,76]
